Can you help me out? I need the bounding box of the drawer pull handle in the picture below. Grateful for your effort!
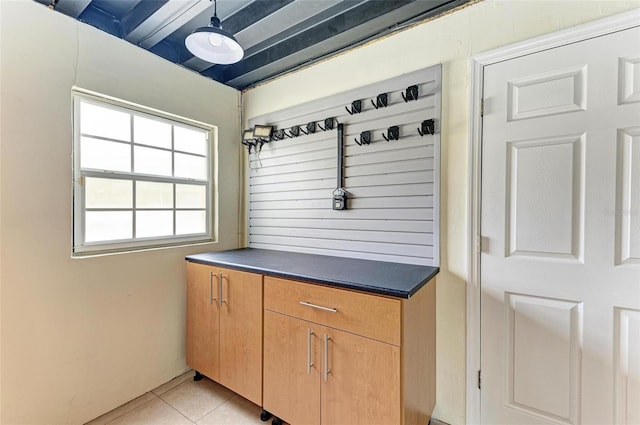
[299,301,337,313]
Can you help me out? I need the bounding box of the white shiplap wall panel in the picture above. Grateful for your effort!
[249,207,433,221]
[249,218,434,233]
[248,65,441,266]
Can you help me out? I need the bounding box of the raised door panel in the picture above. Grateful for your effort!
[186,262,219,380]
[614,307,640,425]
[505,293,583,423]
[615,127,640,265]
[218,268,263,405]
[263,311,321,425]
[321,327,401,425]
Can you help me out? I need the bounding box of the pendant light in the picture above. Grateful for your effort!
[185,0,244,64]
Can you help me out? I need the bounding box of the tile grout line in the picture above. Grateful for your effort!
[155,378,233,424]
[156,395,198,424]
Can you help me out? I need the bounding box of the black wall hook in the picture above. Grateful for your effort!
[354,131,371,146]
[370,93,388,110]
[402,85,419,102]
[306,122,316,134]
[345,100,362,115]
[318,117,335,131]
[417,119,435,136]
[382,125,399,142]
[289,125,300,137]
[272,129,285,140]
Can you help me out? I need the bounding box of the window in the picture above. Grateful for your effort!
[73,91,214,255]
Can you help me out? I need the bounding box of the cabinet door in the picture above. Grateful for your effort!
[322,328,401,425]
[218,268,263,405]
[186,262,220,380]
[263,311,321,425]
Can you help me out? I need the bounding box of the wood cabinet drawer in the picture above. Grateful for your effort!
[264,276,401,345]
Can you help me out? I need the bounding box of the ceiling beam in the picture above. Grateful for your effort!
[126,0,213,48]
[56,0,93,18]
[121,0,170,38]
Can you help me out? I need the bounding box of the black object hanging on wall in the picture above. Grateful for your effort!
[382,125,399,142]
[345,100,362,115]
[333,123,348,210]
[417,119,435,136]
[354,131,371,146]
[402,85,419,102]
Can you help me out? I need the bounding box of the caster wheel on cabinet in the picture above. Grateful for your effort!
[272,417,283,425]
[260,410,272,421]
[193,371,203,381]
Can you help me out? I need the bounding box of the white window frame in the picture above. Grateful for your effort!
[72,89,215,256]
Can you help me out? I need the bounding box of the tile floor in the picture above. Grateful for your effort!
[85,371,268,425]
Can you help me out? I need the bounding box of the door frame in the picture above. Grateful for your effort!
[466,8,640,425]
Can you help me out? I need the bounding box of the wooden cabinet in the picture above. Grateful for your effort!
[263,311,321,425]
[186,261,220,381]
[186,262,263,405]
[263,276,435,425]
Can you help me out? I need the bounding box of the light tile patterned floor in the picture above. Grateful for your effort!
[85,371,267,425]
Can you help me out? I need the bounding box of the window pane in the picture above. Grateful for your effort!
[85,211,132,242]
[136,211,173,238]
[136,181,173,208]
[175,153,207,180]
[176,211,206,235]
[175,126,207,155]
[81,136,131,172]
[80,101,131,142]
[134,115,171,149]
[86,178,132,208]
[134,146,172,176]
[176,184,206,208]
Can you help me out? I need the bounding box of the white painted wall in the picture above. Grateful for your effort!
[0,1,242,424]
[243,1,640,423]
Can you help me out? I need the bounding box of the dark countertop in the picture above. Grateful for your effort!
[185,248,438,299]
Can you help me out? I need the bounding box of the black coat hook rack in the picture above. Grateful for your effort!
[417,119,435,136]
[382,125,399,142]
[354,130,371,146]
[402,85,419,102]
[345,100,362,115]
[371,93,388,110]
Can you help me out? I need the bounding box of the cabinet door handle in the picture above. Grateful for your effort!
[299,301,337,313]
[210,272,219,305]
[307,329,314,374]
[324,334,331,381]
[219,273,226,306]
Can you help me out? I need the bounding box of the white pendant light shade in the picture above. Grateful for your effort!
[185,4,244,65]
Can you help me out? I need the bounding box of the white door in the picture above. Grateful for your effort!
[481,25,640,425]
